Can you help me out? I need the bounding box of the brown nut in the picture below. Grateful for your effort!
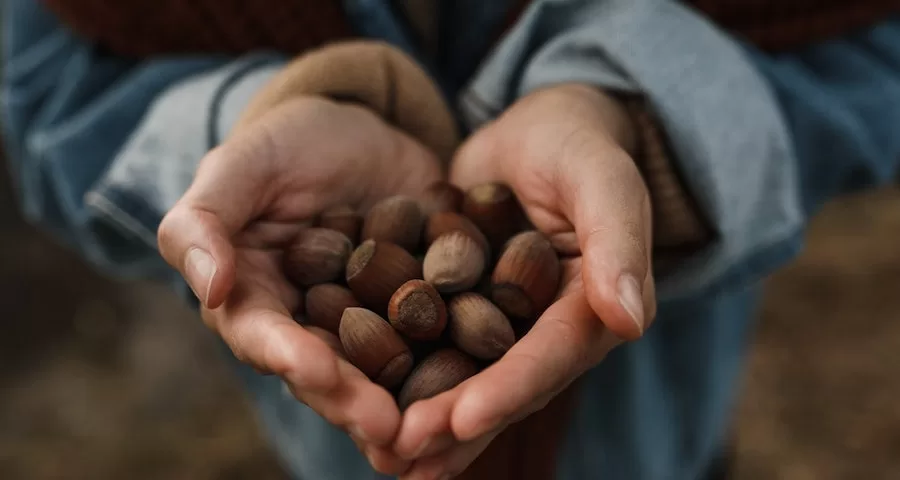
[305,284,361,334]
[317,205,362,244]
[423,232,485,294]
[491,231,561,322]
[388,280,447,341]
[419,181,464,216]
[339,307,413,388]
[425,211,491,257]
[284,228,353,287]
[462,183,525,252]
[398,348,479,410]
[346,239,422,313]
[361,196,425,252]
[447,293,515,360]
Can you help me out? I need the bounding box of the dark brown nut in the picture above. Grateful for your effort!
[447,293,515,360]
[361,195,425,252]
[462,183,525,252]
[425,211,491,257]
[490,231,561,322]
[317,205,362,244]
[339,307,414,388]
[388,280,447,341]
[346,240,422,313]
[305,284,361,334]
[419,181,464,216]
[284,228,353,287]
[423,232,485,294]
[397,348,479,410]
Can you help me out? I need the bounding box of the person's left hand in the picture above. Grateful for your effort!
[392,84,658,479]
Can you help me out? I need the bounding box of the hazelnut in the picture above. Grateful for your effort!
[462,183,525,252]
[346,240,421,313]
[447,293,515,360]
[339,307,413,388]
[305,284,361,334]
[284,228,353,287]
[362,195,425,252]
[317,205,362,244]
[397,348,479,410]
[425,211,491,257]
[423,232,485,293]
[491,231,561,322]
[388,280,447,341]
[419,181,464,216]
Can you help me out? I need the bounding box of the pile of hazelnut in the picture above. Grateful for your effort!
[285,182,561,409]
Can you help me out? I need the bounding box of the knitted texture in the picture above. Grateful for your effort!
[42,0,899,57]
[40,0,352,57]
[688,0,899,50]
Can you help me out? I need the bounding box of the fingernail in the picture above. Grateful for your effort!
[350,425,373,444]
[617,274,645,335]
[185,248,216,304]
[364,447,377,467]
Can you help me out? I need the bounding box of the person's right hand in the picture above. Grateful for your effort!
[157,95,443,476]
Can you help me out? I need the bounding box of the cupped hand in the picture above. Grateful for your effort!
[394,84,658,479]
[157,96,442,476]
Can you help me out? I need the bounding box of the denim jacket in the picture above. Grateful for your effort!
[3,0,899,478]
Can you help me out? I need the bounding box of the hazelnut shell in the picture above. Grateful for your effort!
[339,307,413,388]
[398,348,479,410]
[388,279,447,341]
[425,211,491,257]
[462,183,525,253]
[362,196,424,252]
[447,293,515,360]
[419,181,464,216]
[305,284,361,334]
[346,240,422,313]
[423,232,485,294]
[490,231,561,322]
[284,228,353,287]
[317,206,362,245]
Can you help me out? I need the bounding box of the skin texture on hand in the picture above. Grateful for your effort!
[157,95,443,476]
[393,84,658,480]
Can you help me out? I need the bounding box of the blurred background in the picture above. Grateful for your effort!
[0,156,898,479]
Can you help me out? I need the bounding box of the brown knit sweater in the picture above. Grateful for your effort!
[42,0,898,58]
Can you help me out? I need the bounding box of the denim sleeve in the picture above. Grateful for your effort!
[745,17,900,216]
[1,0,285,285]
[458,0,804,301]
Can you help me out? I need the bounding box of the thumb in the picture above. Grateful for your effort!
[563,144,653,341]
[157,124,278,309]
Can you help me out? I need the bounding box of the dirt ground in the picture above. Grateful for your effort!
[0,159,898,479]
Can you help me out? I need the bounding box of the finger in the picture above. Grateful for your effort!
[395,391,459,460]
[350,433,411,476]
[447,126,506,190]
[400,428,503,480]
[450,292,620,442]
[558,140,654,340]
[234,221,310,249]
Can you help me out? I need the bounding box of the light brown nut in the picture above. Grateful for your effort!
[284,228,353,287]
[339,307,413,388]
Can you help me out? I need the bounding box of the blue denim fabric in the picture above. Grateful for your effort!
[3,0,900,479]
